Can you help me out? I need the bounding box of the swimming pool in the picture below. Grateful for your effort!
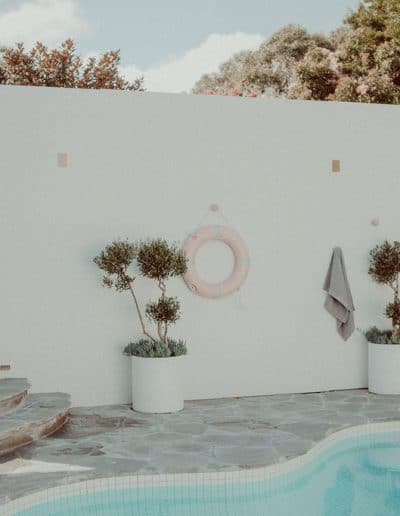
[3,423,400,515]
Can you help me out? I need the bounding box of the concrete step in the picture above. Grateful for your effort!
[0,393,70,456]
[0,378,30,416]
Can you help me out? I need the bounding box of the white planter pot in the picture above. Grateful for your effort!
[368,342,400,394]
[131,355,185,413]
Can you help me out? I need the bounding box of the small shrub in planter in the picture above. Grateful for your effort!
[94,238,188,412]
[365,327,400,345]
[366,240,400,394]
[123,339,187,358]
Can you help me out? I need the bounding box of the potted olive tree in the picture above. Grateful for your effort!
[366,240,400,394]
[94,239,188,413]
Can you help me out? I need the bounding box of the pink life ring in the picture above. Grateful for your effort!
[183,225,250,298]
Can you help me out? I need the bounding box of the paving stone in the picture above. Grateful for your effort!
[197,432,254,447]
[214,445,278,466]
[272,439,314,459]
[163,422,208,435]
[0,379,30,402]
[144,432,191,444]
[0,378,30,416]
[154,452,213,472]
[275,421,339,441]
[0,393,70,456]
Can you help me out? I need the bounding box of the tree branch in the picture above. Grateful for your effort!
[157,278,169,346]
[158,278,166,296]
[127,280,156,342]
[157,322,164,343]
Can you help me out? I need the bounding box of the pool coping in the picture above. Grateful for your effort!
[2,420,400,514]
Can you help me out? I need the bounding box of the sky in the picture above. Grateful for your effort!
[0,0,360,92]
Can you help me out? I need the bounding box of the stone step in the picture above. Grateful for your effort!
[0,378,30,416]
[0,393,70,456]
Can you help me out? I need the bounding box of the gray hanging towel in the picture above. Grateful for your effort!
[323,247,355,341]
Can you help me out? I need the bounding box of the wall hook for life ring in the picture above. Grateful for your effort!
[182,225,250,299]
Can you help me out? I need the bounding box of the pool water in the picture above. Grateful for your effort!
[14,432,400,516]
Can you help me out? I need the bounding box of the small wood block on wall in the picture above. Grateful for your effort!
[332,160,341,173]
[0,365,11,371]
[57,152,68,168]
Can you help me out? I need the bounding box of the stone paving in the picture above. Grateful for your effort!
[0,393,70,457]
[1,389,400,503]
[0,378,29,417]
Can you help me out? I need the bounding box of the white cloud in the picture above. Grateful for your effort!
[121,32,263,93]
[0,0,87,47]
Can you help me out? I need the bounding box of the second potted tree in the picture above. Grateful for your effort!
[94,239,188,413]
[366,240,400,394]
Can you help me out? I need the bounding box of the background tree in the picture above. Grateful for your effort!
[193,0,400,104]
[193,25,332,97]
[288,47,339,100]
[192,50,254,96]
[330,0,400,103]
[0,38,144,91]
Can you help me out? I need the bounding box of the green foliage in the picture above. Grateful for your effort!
[385,299,400,328]
[94,238,188,353]
[339,27,380,76]
[193,50,256,96]
[137,239,187,281]
[254,25,331,95]
[365,326,400,344]
[168,339,187,357]
[292,48,338,100]
[146,296,180,325]
[334,76,363,101]
[368,240,400,286]
[352,69,399,103]
[93,240,137,291]
[368,240,400,336]
[346,0,400,35]
[318,0,400,103]
[193,25,330,97]
[124,339,170,357]
[193,1,400,104]
[124,338,187,357]
[0,39,144,91]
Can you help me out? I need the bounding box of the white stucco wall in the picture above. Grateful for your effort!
[1,86,399,406]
